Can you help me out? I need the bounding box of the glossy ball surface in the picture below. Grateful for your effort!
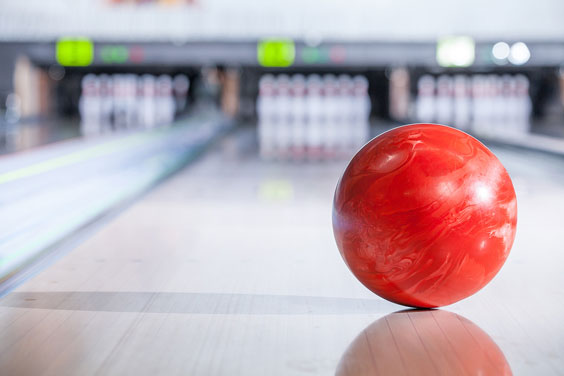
[333,124,517,308]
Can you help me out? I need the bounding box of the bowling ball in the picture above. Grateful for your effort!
[333,124,517,308]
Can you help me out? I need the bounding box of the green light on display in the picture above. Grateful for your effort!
[56,38,94,66]
[301,47,321,64]
[100,46,129,64]
[436,36,475,67]
[257,39,295,67]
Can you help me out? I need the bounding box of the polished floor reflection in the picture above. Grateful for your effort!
[336,310,512,376]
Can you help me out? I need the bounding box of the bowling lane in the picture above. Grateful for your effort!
[0,126,563,375]
[0,111,230,286]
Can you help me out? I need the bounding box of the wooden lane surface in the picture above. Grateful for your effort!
[0,130,563,375]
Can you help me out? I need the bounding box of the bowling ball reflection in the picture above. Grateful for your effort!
[336,310,512,376]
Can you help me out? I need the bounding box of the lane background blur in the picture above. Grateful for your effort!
[0,0,563,154]
[0,1,564,375]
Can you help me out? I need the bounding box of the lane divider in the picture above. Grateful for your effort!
[0,119,198,185]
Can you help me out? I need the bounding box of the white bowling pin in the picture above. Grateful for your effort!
[453,75,471,130]
[352,75,371,149]
[323,74,339,159]
[173,74,190,116]
[124,74,138,129]
[306,74,323,160]
[112,74,128,130]
[290,74,307,160]
[471,75,487,134]
[156,75,174,126]
[275,74,291,160]
[416,75,436,123]
[436,75,454,125]
[514,74,532,134]
[139,74,157,129]
[257,74,276,160]
[99,74,113,133]
[338,74,355,155]
[79,74,102,136]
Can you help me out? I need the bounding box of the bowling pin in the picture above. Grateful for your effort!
[139,74,157,129]
[482,75,497,136]
[173,74,190,116]
[514,74,531,134]
[471,75,486,135]
[275,74,292,160]
[323,74,339,159]
[113,74,128,130]
[453,75,471,130]
[99,74,113,133]
[338,74,355,155]
[435,75,453,125]
[290,74,307,160]
[306,74,323,160]
[79,74,102,136]
[499,74,513,134]
[156,75,174,126]
[124,74,138,129]
[487,74,504,136]
[352,75,370,149]
[416,75,436,123]
[257,74,276,160]
[388,68,410,122]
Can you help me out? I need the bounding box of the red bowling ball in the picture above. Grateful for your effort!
[333,124,517,308]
